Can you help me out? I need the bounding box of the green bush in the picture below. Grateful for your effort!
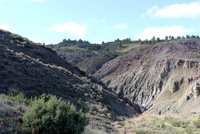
[7,93,32,106]
[25,44,33,49]
[136,130,146,134]
[23,94,89,134]
[193,115,200,128]
[21,41,27,45]
[171,120,182,127]
[185,126,193,134]
[154,118,165,128]
[164,116,173,122]
[35,50,42,56]
[164,116,183,128]
[10,33,22,40]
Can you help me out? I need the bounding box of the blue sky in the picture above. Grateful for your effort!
[0,0,199,44]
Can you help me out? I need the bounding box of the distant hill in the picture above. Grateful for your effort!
[49,38,133,75]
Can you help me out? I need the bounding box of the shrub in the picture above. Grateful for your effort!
[154,118,165,128]
[21,41,27,45]
[10,33,22,40]
[136,130,146,134]
[164,116,173,122]
[35,50,42,56]
[171,120,182,127]
[193,115,200,128]
[25,44,33,49]
[164,116,183,128]
[185,126,193,134]
[7,93,32,106]
[23,94,89,134]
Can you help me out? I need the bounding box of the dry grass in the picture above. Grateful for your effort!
[116,114,200,134]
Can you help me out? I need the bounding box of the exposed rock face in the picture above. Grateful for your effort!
[106,59,199,113]
[93,40,200,114]
[146,60,200,114]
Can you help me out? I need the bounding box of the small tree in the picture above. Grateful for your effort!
[118,42,122,47]
[165,36,168,41]
[23,94,89,134]
[106,47,109,52]
[191,35,196,38]
[186,35,190,39]
[151,36,156,42]
[156,37,161,42]
[177,36,181,40]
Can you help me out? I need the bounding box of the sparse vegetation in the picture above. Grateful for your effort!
[117,114,200,134]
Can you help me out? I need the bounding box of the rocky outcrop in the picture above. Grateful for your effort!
[146,60,200,114]
[93,40,200,114]
[106,59,199,113]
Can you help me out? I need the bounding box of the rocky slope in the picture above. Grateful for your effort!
[0,29,136,132]
[95,40,200,114]
[55,38,200,114]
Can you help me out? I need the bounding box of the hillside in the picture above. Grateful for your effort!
[0,29,136,133]
[52,38,200,115]
[49,39,132,75]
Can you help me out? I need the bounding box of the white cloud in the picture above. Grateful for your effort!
[0,24,11,32]
[120,35,129,40]
[115,24,128,29]
[0,0,5,2]
[142,5,159,18]
[143,2,200,18]
[135,26,193,40]
[44,21,86,39]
